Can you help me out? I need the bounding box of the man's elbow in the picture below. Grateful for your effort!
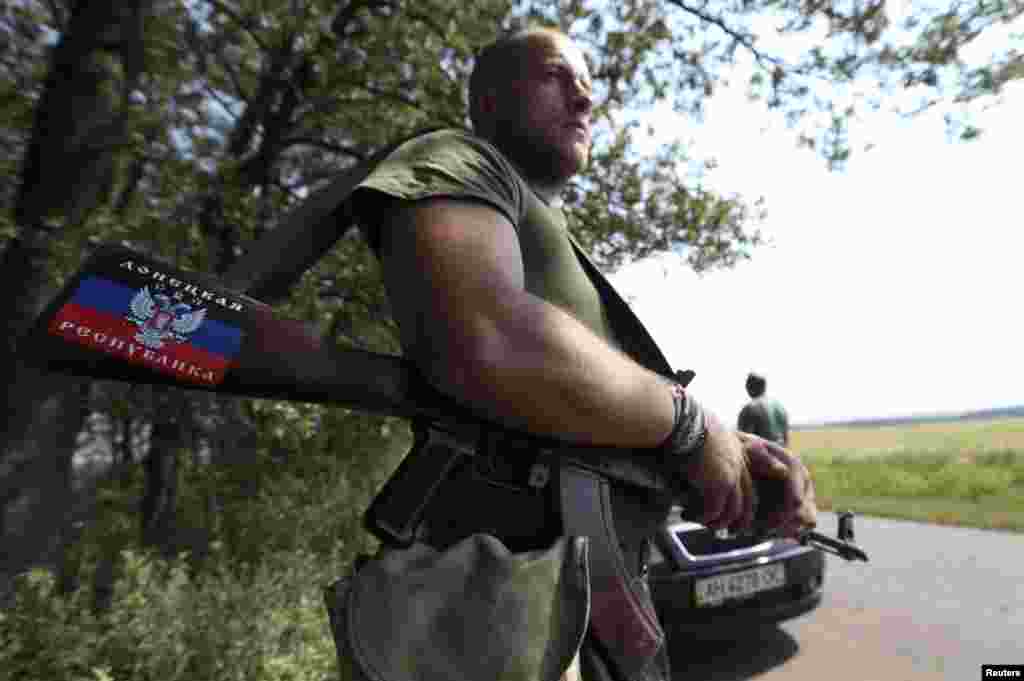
[416,325,514,407]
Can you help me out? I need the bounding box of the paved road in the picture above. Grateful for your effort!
[671,513,1023,681]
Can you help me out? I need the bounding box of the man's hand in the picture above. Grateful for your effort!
[681,413,817,537]
[681,411,755,531]
[737,432,817,538]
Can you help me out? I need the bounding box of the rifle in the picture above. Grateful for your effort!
[22,241,867,678]
[20,242,868,562]
[19,243,680,527]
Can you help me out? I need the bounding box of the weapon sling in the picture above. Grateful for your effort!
[232,130,685,681]
[27,129,690,681]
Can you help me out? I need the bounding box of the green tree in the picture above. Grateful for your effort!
[1,0,160,600]
[1,0,1019,604]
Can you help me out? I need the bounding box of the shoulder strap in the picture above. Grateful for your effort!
[223,130,683,382]
[221,127,446,301]
[566,234,676,380]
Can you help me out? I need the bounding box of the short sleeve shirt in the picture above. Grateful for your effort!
[738,398,790,444]
[351,128,620,347]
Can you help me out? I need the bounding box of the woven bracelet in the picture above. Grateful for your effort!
[662,382,708,461]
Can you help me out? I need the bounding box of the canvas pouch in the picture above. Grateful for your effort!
[324,533,590,681]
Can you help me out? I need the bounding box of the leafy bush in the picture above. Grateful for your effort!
[2,405,411,681]
[1,546,350,681]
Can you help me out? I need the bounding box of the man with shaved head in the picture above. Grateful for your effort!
[340,26,817,681]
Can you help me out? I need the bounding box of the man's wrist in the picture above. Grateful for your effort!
[660,381,708,462]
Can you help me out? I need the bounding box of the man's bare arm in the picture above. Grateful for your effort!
[377,197,676,448]
[375,196,819,533]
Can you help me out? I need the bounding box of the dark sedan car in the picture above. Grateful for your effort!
[648,512,825,641]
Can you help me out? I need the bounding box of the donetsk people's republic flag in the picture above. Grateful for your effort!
[48,274,244,386]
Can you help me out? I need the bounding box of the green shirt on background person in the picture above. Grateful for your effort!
[737,372,790,446]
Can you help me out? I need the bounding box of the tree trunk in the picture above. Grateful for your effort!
[140,403,184,555]
[4,0,155,443]
[0,230,62,452]
[0,379,90,603]
[1,0,156,600]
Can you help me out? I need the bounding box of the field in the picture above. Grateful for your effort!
[791,417,1024,532]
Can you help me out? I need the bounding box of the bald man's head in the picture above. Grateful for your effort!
[468,27,568,133]
[467,28,593,188]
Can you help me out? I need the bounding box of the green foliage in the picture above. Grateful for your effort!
[3,0,1022,674]
[569,122,766,272]
[794,421,1024,529]
[7,0,1018,280]
[806,448,1024,504]
[544,0,1023,173]
[0,549,345,681]
[181,402,406,569]
[3,404,410,681]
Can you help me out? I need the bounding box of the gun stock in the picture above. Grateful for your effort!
[21,243,684,499]
[19,244,472,423]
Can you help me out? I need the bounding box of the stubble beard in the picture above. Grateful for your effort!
[492,120,586,189]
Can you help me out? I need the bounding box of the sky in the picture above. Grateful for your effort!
[607,59,1023,425]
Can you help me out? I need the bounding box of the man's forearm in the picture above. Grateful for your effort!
[423,292,678,449]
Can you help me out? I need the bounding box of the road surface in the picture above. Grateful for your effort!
[671,513,1022,680]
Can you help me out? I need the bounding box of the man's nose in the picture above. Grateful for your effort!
[569,81,593,113]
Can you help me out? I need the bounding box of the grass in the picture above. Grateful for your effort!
[791,418,1024,532]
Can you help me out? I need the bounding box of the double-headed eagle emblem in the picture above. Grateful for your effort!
[126,287,207,350]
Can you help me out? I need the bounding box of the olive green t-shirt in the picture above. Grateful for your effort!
[737,398,790,445]
[350,128,619,348]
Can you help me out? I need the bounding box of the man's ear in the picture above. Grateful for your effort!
[478,89,499,118]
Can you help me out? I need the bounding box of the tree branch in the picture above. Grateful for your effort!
[227,39,296,159]
[281,136,368,160]
[213,43,250,102]
[664,0,783,70]
[403,7,450,42]
[43,0,67,33]
[203,0,270,54]
[203,83,241,121]
[271,177,305,202]
[354,84,463,127]
[331,0,360,38]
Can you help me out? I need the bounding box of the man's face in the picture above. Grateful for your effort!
[490,33,594,183]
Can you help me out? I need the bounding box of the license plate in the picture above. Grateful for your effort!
[695,564,786,607]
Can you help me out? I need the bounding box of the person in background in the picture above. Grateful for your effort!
[738,372,790,446]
